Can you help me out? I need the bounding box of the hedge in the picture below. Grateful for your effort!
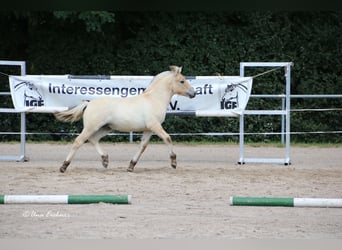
[0,11,341,143]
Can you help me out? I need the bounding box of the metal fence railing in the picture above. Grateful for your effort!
[1,61,341,166]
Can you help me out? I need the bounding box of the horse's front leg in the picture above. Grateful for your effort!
[88,126,112,168]
[151,125,177,169]
[127,131,153,172]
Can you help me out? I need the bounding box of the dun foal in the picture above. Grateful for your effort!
[54,66,196,172]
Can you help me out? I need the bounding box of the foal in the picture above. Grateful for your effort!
[54,66,196,172]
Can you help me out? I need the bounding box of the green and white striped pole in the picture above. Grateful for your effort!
[0,195,131,204]
[230,196,342,208]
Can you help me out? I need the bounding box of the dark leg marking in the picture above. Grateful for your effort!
[101,154,109,168]
[127,160,136,172]
[170,153,177,169]
[60,161,70,173]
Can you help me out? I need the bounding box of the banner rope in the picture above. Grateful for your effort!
[0,71,10,77]
[250,66,284,79]
[220,66,283,99]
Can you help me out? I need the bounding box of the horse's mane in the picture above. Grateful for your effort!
[143,70,172,92]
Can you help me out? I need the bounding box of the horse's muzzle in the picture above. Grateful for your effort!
[187,88,196,99]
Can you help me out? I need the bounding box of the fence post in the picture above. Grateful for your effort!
[0,60,27,161]
[238,62,292,165]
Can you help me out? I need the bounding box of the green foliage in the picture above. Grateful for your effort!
[53,11,115,33]
[0,11,341,143]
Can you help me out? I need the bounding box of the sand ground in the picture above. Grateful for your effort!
[0,142,341,239]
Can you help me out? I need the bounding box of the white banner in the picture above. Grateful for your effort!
[9,75,253,117]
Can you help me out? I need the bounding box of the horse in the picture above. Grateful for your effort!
[54,66,196,173]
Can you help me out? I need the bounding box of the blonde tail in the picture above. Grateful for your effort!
[54,101,89,123]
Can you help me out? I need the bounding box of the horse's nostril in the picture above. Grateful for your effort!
[188,90,196,98]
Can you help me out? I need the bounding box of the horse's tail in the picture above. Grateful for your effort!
[54,101,89,123]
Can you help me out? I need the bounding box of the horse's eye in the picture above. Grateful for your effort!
[180,80,185,84]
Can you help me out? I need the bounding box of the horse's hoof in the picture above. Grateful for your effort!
[127,160,136,172]
[171,160,177,169]
[170,154,177,169]
[101,154,109,168]
[60,160,70,173]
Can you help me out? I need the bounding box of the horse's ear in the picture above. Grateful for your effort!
[169,65,182,75]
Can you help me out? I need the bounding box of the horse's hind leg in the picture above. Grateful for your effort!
[151,125,177,169]
[127,131,152,172]
[60,128,94,173]
[88,126,111,168]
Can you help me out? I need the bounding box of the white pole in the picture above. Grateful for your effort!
[294,198,342,208]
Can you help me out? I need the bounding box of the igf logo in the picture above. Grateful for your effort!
[14,81,44,107]
[220,82,248,110]
[220,98,238,110]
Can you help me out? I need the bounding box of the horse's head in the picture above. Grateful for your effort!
[169,66,196,99]
[25,82,42,100]
[15,81,43,101]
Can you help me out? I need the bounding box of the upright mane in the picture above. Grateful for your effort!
[143,70,172,93]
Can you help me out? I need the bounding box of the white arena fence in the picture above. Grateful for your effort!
[1,61,341,165]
